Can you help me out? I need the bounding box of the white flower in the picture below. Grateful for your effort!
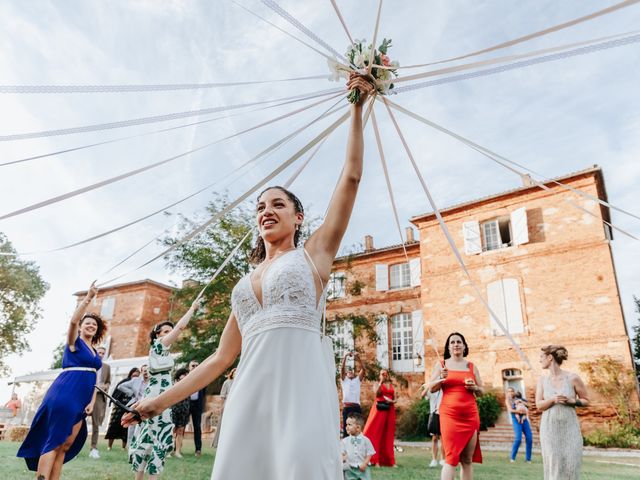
[353,53,366,69]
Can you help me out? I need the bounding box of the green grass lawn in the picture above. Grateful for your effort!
[2,440,639,479]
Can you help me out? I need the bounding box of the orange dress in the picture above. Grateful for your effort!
[439,362,482,466]
[362,382,395,466]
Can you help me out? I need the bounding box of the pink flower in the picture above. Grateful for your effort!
[381,54,391,66]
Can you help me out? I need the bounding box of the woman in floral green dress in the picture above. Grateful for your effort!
[129,303,198,479]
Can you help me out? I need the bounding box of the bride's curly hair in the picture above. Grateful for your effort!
[249,186,304,265]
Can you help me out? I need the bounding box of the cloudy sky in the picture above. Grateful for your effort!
[1,0,639,401]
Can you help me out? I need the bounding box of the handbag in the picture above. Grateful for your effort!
[427,412,440,433]
[376,401,391,411]
[148,343,175,374]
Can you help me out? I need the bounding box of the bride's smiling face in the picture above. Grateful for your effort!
[256,188,303,244]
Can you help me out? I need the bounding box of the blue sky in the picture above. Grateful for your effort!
[1,1,639,400]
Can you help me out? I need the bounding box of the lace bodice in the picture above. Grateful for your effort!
[231,248,327,340]
[543,374,576,401]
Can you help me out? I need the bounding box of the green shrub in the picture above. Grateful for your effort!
[476,392,501,431]
[396,397,430,440]
[584,423,640,449]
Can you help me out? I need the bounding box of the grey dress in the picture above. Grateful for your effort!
[540,374,582,480]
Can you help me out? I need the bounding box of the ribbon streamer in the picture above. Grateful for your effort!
[1,88,341,168]
[329,0,353,45]
[261,0,349,63]
[392,32,640,94]
[384,98,640,237]
[394,0,640,69]
[0,74,330,94]
[381,97,533,369]
[0,93,343,221]
[370,107,408,262]
[0,87,343,142]
[367,0,384,76]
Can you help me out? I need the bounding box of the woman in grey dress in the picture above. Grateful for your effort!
[535,345,590,480]
[211,368,236,448]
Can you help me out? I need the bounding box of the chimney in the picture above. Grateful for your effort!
[364,235,374,252]
[521,174,534,187]
[405,227,415,244]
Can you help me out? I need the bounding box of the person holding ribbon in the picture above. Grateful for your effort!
[123,73,374,480]
[128,302,198,479]
[17,282,105,479]
[536,345,589,480]
[430,332,483,480]
[362,369,397,467]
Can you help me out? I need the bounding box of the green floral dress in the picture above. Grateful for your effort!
[129,340,174,474]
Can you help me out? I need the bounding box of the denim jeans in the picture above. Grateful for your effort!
[510,413,532,461]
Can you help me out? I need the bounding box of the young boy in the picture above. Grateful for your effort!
[341,413,376,480]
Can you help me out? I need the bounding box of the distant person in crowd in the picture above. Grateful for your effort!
[536,345,589,480]
[188,359,206,457]
[89,346,111,459]
[340,352,365,438]
[105,367,140,450]
[5,392,22,420]
[17,282,104,480]
[119,365,150,447]
[430,332,483,480]
[423,383,444,468]
[505,387,533,464]
[212,368,236,448]
[341,412,375,480]
[363,369,397,467]
[170,368,191,458]
[128,303,197,479]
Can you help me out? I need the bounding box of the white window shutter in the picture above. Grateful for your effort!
[375,264,389,291]
[411,310,424,370]
[511,207,529,246]
[100,296,116,320]
[409,258,421,287]
[346,320,355,352]
[503,279,524,334]
[462,221,482,255]
[487,280,508,335]
[376,315,389,368]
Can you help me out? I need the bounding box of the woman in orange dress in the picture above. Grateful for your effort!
[429,332,483,480]
[362,370,396,466]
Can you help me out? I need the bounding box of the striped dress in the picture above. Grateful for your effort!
[540,374,582,479]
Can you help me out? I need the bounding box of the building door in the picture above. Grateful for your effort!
[502,368,525,424]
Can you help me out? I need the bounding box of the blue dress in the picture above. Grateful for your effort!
[17,336,102,471]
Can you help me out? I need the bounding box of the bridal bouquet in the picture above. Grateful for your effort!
[328,38,399,104]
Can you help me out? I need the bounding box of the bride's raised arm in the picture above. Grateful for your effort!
[305,74,373,276]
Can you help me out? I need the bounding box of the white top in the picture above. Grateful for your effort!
[190,391,198,401]
[341,434,375,468]
[428,389,442,414]
[341,376,361,405]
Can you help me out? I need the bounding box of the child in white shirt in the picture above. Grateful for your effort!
[341,413,376,480]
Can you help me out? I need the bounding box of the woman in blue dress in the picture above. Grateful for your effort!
[17,282,105,480]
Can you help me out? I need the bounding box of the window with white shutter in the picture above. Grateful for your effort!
[391,313,413,371]
[327,272,347,300]
[510,207,529,246]
[389,263,411,289]
[463,221,482,255]
[487,278,525,335]
[100,297,116,320]
[376,315,389,368]
[329,319,354,358]
[411,309,425,372]
[409,258,421,287]
[375,264,389,291]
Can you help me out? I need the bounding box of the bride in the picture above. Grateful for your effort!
[123,74,373,479]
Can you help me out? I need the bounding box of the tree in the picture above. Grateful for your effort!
[632,296,640,382]
[0,233,49,374]
[161,195,255,369]
[51,342,64,369]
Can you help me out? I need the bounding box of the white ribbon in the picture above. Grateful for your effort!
[384,98,640,238]
[0,87,343,142]
[0,93,343,221]
[370,106,408,262]
[367,0,384,76]
[329,0,353,45]
[381,97,533,369]
[0,74,331,94]
[391,0,640,69]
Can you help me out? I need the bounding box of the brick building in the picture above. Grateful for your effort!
[326,166,637,426]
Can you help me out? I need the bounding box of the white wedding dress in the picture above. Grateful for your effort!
[211,248,341,479]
